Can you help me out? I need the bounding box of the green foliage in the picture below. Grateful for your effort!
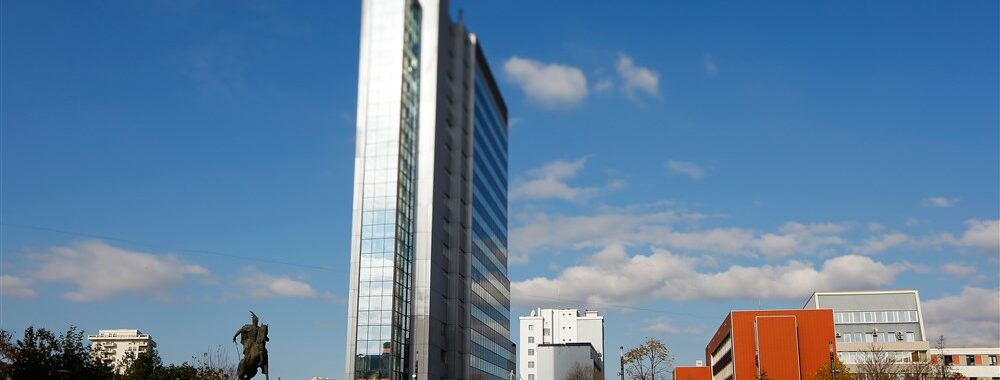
[1,326,116,379]
[122,349,229,380]
[0,326,232,380]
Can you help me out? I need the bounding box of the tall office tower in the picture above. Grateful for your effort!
[344,1,513,379]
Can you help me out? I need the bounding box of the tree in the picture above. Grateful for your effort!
[930,335,957,380]
[196,345,236,380]
[6,326,115,379]
[623,337,675,380]
[565,362,605,380]
[123,350,165,379]
[0,330,15,378]
[856,343,902,380]
[813,356,854,380]
[1,326,232,379]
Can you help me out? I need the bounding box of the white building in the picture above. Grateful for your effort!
[519,308,605,380]
[933,347,1000,379]
[87,329,156,373]
[534,343,604,380]
[803,290,931,366]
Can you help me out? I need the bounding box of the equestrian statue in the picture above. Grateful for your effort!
[233,311,270,379]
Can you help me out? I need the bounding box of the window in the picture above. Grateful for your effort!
[528,336,535,343]
[528,349,534,356]
[528,324,534,331]
[544,328,551,336]
[528,361,534,369]
[854,333,863,343]
[528,375,535,380]
[906,332,915,342]
[865,333,874,343]
[843,333,852,343]
[967,355,976,366]
[989,355,997,365]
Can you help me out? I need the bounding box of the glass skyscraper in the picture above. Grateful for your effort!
[345,1,514,379]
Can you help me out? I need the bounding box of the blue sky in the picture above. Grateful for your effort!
[2,1,998,379]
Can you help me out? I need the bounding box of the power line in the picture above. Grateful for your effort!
[0,222,337,272]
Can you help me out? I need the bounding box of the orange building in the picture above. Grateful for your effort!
[674,365,712,380]
[704,309,836,380]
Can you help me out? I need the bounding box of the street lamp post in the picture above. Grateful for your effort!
[620,346,625,380]
[829,341,836,380]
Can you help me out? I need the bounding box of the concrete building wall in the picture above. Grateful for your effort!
[535,344,602,380]
[805,290,930,365]
[674,366,712,380]
[518,309,604,380]
[705,309,836,380]
[934,347,1000,379]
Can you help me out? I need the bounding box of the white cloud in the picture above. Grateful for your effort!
[703,55,718,76]
[911,219,1000,251]
[855,233,908,254]
[617,53,659,98]
[750,222,848,259]
[504,57,587,108]
[1,275,36,298]
[644,318,703,335]
[594,78,614,93]
[666,160,706,181]
[646,318,681,335]
[960,219,999,249]
[509,207,730,264]
[942,264,976,277]
[29,240,209,302]
[922,287,1000,346]
[921,197,959,208]
[511,201,853,263]
[239,269,319,299]
[511,157,618,202]
[511,244,904,307]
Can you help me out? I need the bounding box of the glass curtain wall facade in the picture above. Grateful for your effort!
[350,1,420,379]
[346,1,513,380]
[468,50,514,380]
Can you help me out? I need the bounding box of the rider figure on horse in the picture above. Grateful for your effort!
[233,311,269,379]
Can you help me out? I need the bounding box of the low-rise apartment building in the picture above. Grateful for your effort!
[87,329,156,373]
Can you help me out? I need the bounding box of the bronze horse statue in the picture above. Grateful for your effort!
[237,323,269,380]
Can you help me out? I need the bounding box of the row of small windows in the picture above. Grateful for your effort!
[836,331,915,343]
[837,351,922,364]
[834,310,918,324]
[942,354,999,366]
